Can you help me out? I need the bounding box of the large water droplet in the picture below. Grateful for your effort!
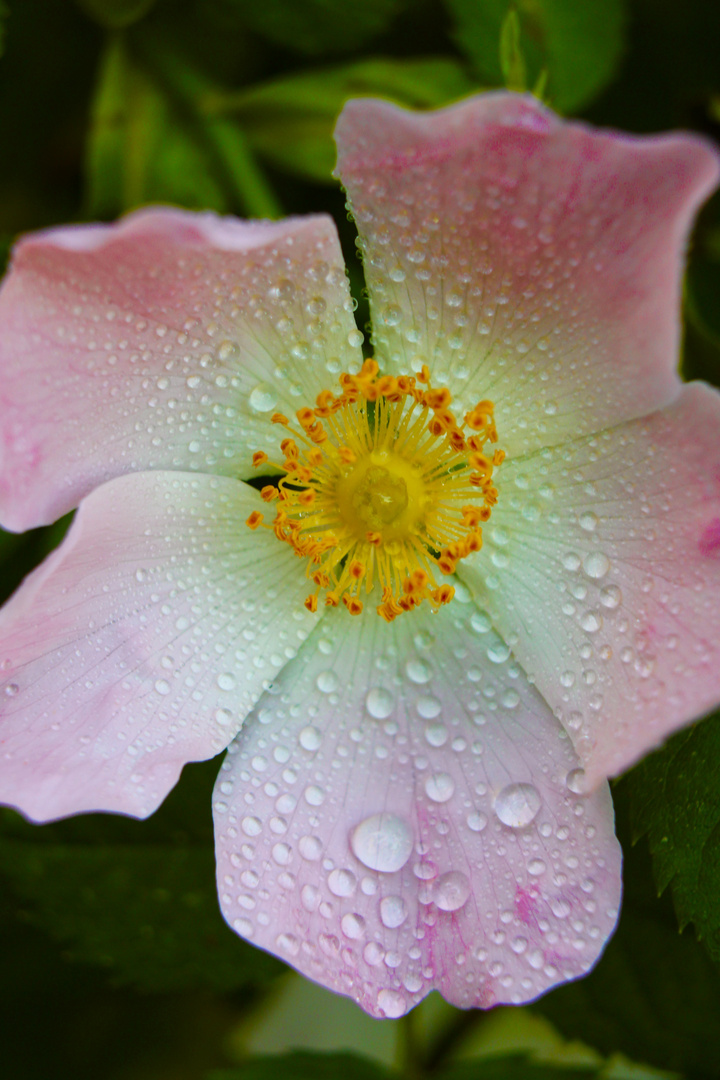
[494,783,541,828]
[425,773,455,803]
[341,912,366,940]
[351,813,413,873]
[379,895,408,928]
[582,551,610,579]
[249,384,277,412]
[365,687,394,719]
[487,641,511,664]
[434,870,471,911]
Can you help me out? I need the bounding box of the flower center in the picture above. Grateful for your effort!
[247,359,503,621]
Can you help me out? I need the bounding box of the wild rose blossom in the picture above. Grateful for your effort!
[1,93,719,1018]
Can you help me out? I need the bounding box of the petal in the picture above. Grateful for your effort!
[0,470,317,821]
[0,207,362,531]
[213,600,621,1017]
[334,93,719,455]
[459,382,720,789]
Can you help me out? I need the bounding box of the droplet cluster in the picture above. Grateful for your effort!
[213,600,621,1017]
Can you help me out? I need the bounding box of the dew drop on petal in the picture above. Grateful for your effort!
[494,783,541,828]
[582,551,610,579]
[249,384,277,412]
[328,868,357,897]
[466,811,488,833]
[350,813,414,873]
[299,726,322,751]
[425,773,455,803]
[378,988,406,1018]
[379,895,408,929]
[434,870,471,912]
[316,670,338,694]
[341,912,366,940]
[566,768,587,794]
[299,835,322,860]
[365,687,394,719]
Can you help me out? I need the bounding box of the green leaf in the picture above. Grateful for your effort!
[85,33,280,218]
[85,34,229,216]
[0,759,284,992]
[209,57,476,183]
[627,710,720,961]
[436,1059,601,1080]
[222,0,406,57]
[533,780,720,1078]
[208,1051,397,1080]
[0,1,8,57]
[74,0,157,29]
[445,0,627,112]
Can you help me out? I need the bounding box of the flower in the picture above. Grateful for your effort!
[1,92,719,1018]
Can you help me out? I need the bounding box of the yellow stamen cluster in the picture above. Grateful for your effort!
[246,359,503,621]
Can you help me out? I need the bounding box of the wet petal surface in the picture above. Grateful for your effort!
[335,94,719,456]
[0,471,317,820]
[0,208,362,531]
[459,382,720,787]
[214,600,621,1016]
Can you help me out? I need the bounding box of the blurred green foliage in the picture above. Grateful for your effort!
[1,0,720,1077]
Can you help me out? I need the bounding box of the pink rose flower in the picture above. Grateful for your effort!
[1,93,719,1018]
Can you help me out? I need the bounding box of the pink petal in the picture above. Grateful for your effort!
[0,471,317,821]
[214,601,621,1017]
[459,381,720,789]
[335,93,719,456]
[0,207,361,531]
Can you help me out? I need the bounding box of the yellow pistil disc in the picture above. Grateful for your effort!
[248,359,503,621]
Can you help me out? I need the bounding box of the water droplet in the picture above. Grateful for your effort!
[365,687,394,719]
[425,773,455,803]
[494,783,541,828]
[341,912,366,939]
[299,725,322,751]
[364,941,385,965]
[566,768,587,794]
[487,641,511,664]
[417,695,441,720]
[406,658,432,684]
[304,784,325,806]
[582,552,610,579]
[242,816,262,836]
[249,384,277,413]
[351,813,413,873]
[316,670,338,693]
[466,811,488,832]
[579,610,602,633]
[215,707,233,727]
[301,885,320,911]
[425,724,448,747]
[4,683,18,697]
[154,679,170,695]
[377,988,406,1018]
[328,868,357,897]
[379,895,408,928]
[599,584,622,609]
[434,871,471,912]
[217,673,236,691]
[579,511,598,532]
[299,835,322,860]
